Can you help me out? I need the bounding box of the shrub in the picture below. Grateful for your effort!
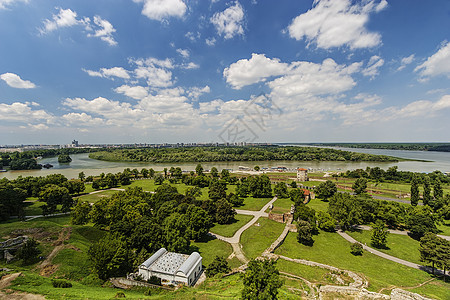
[114,291,126,298]
[51,279,72,288]
[350,242,363,256]
[148,275,161,285]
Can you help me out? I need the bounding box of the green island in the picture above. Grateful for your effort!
[0,165,449,299]
[307,142,450,152]
[88,145,401,163]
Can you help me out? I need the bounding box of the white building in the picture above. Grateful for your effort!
[138,248,202,286]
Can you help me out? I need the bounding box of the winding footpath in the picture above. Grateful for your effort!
[337,230,445,276]
[355,224,450,241]
[209,196,278,263]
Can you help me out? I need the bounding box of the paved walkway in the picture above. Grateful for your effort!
[209,196,278,263]
[337,230,445,276]
[355,225,450,241]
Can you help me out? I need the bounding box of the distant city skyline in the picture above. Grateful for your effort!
[1,0,450,144]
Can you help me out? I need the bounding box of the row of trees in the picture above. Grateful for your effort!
[88,145,398,163]
[343,166,450,185]
[0,174,85,219]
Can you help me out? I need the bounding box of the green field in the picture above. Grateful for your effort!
[209,214,253,237]
[74,190,119,203]
[241,217,285,259]
[347,230,422,265]
[268,198,293,214]
[240,197,272,211]
[306,198,329,212]
[277,258,350,286]
[190,237,233,267]
[275,231,450,298]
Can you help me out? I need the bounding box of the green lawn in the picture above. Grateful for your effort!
[275,231,450,299]
[437,220,450,236]
[190,237,233,267]
[306,198,329,212]
[347,230,422,265]
[240,197,272,211]
[23,201,46,216]
[74,190,119,203]
[209,214,253,237]
[241,217,286,259]
[277,258,348,286]
[268,198,293,214]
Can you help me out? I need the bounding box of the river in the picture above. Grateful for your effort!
[1,148,450,180]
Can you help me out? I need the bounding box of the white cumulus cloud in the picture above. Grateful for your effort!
[287,0,386,49]
[114,85,149,100]
[133,0,187,21]
[415,41,450,80]
[0,72,36,89]
[211,1,245,39]
[224,54,289,89]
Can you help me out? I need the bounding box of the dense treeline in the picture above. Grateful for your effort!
[88,146,399,163]
[0,174,85,219]
[0,147,98,170]
[343,166,450,184]
[309,143,450,152]
[80,170,271,280]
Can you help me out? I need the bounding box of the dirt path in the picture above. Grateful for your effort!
[0,273,45,300]
[36,226,72,276]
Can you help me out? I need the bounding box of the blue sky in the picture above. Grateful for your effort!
[1,0,450,145]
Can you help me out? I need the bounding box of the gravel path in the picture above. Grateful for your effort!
[355,225,450,241]
[209,196,278,263]
[337,230,445,276]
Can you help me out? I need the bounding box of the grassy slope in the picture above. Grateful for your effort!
[241,217,285,259]
[269,198,293,214]
[347,230,422,265]
[209,214,253,237]
[275,231,450,299]
[74,190,119,203]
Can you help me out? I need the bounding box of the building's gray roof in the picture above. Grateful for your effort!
[177,252,202,277]
[151,252,188,274]
[141,248,167,268]
[140,248,202,277]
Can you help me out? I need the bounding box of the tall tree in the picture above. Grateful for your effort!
[370,219,389,248]
[419,233,441,275]
[209,180,227,201]
[241,259,283,300]
[210,167,219,178]
[328,193,362,230]
[71,199,91,225]
[273,182,288,198]
[315,180,337,200]
[410,175,420,206]
[297,220,314,246]
[423,176,432,206]
[206,256,231,277]
[215,199,236,224]
[195,164,204,176]
[434,179,443,199]
[352,178,368,195]
[78,171,85,181]
[88,233,133,280]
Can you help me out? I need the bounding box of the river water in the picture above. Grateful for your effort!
[1,148,450,180]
